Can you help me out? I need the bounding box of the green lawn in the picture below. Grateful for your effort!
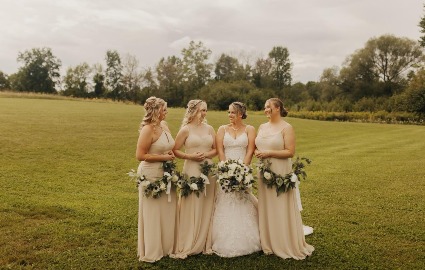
[0,96,424,269]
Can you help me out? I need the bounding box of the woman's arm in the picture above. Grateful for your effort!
[136,125,175,162]
[255,125,295,159]
[243,125,256,165]
[172,126,192,160]
[203,125,217,159]
[216,125,226,161]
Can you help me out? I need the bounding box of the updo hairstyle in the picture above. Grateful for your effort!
[230,101,247,119]
[139,96,166,130]
[181,99,207,127]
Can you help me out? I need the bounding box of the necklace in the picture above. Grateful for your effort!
[230,125,240,131]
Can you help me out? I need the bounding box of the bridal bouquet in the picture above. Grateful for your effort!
[128,160,179,199]
[257,156,311,196]
[217,159,255,193]
[178,161,215,198]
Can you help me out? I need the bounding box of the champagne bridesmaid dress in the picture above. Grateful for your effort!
[172,127,217,259]
[255,126,314,259]
[137,130,177,262]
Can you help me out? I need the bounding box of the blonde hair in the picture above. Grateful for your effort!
[181,99,207,128]
[267,98,288,117]
[230,101,247,119]
[139,96,166,130]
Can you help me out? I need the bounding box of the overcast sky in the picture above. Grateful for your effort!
[0,0,423,83]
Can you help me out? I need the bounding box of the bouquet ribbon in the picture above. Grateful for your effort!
[200,173,209,196]
[166,179,172,202]
[292,173,303,211]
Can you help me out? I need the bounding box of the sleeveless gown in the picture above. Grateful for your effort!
[137,130,176,262]
[255,126,314,259]
[172,129,217,259]
[211,129,261,257]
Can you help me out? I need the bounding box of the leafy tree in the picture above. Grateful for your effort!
[318,66,342,102]
[138,68,158,104]
[214,53,246,82]
[92,64,105,98]
[63,63,92,97]
[156,55,184,106]
[0,71,10,89]
[121,54,143,102]
[401,68,425,115]
[419,4,425,47]
[252,58,273,89]
[268,46,292,91]
[181,41,213,102]
[340,35,424,98]
[105,50,123,100]
[15,47,61,93]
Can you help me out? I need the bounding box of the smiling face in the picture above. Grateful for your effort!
[159,103,168,121]
[264,100,279,119]
[228,104,241,124]
[197,102,207,123]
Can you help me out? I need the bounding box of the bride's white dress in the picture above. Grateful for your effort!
[211,130,261,257]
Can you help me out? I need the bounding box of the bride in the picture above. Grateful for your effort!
[210,102,261,257]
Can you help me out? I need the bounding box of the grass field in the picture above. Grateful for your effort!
[1,96,424,269]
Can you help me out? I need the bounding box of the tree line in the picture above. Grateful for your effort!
[1,35,425,116]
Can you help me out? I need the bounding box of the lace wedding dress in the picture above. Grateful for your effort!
[210,130,261,257]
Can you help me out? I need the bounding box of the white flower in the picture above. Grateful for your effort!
[229,163,238,171]
[160,182,167,190]
[264,172,272,180]
[291,173,298,183]
[190,183,198,190]
[199,173,208,182]
[177,180,183,188]
[171,174,179,182]
[236,174,243,182]
[244,174,253,184]
[218,161,225,167]
[140,180,150,187]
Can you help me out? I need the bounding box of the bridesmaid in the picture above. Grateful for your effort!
[136,96,177,262]
[172,99,217,259]
[254,98,314,260]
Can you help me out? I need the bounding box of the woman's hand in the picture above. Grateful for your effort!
[254,150,270,159]
[190,151,206,161]
[164,150,175,161]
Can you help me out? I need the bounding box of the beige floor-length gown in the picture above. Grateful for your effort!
[137,130,176,262]
[172,130,217,259]
[255,126,314,260]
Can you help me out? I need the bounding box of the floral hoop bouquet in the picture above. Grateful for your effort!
[217,159,255,193]
[257,156,311,196]
[128,160,179,200]
[178,161,215,198]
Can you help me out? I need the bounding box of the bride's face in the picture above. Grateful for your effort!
[228,105,241,124]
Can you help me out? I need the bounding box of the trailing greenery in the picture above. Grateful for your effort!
[1,96,424,269]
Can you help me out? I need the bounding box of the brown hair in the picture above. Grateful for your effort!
[267,98,288,117]
[230,101,247,119]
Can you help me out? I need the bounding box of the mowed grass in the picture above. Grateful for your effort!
[0,96,424,270]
